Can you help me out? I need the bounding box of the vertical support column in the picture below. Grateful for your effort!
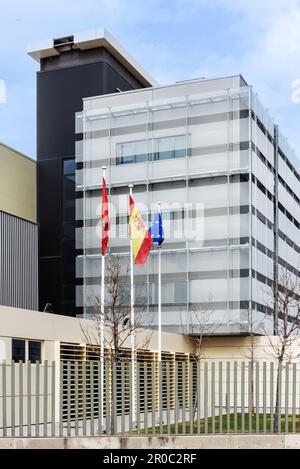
[273,124,279,335]
[248,86,253,331]
[82,110,87,318]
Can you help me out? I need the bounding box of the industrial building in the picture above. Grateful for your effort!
[0,142,37,310]
[75,75,300,334]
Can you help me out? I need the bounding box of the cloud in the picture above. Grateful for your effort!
[0,0,299,156]
[189,1,300,155]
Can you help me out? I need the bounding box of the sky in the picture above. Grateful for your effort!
[0,0,299,158]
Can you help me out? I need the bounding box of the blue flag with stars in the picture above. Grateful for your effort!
[149,212,164,246]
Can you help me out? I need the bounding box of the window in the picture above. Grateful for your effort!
[116,135,188,165]
[11,339,42,363]
[150,282,187,304]
[117,141,147,165]
[154,135,188,161]
[28,341,42,363]
[12,339,25,362]
[64,159,76,175]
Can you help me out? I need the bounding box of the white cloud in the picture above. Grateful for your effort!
[190,1,300,155]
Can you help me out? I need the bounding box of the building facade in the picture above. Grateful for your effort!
[28,29,157,316]
[0,143,38,310]
[76,75,300,335]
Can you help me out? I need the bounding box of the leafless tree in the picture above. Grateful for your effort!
[265,269,300,432]
[180,299,216,419]
[81,254,153,433]
[180,299,216,361]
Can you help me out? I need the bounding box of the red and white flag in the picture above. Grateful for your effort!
[101,176,109,256]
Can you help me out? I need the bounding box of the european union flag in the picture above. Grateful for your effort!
[149,212,164,246]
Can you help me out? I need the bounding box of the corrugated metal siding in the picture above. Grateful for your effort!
[0,211,38,310]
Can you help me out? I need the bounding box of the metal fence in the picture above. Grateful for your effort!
[1,360,300,437]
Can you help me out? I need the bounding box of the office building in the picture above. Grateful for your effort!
[76,75,300,334]
[27,28,157,316]
[0,142,38,310]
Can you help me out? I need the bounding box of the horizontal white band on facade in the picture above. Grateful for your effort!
[76,167,249,192]
[77,243,249,260]
[76,87,247,123]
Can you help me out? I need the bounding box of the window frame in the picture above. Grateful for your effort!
[11,338,43,363]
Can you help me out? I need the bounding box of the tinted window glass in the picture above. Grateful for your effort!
[28,341,42,363]
[12,339,25,362]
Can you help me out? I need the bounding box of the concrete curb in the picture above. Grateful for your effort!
[0,434,298,449]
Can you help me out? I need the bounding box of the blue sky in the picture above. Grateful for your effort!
[0,0,299,158]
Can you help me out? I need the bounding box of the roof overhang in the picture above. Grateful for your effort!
[27,28,158,88]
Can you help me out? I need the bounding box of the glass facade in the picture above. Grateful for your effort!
[75,76,300,335]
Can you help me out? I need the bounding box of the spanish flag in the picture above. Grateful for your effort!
[129,195,153,265]
[101,176,109,256]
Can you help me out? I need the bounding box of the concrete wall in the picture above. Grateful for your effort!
[0,143,36,223]
[1,434,300,449]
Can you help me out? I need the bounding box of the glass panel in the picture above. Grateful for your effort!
[155,137,174,160]
[12,339,25,362]
[64,159,76,175]
[28,341,42,363]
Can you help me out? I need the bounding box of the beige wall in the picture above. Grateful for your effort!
[0,142,36,223]
[0,306,193,361]
[200,336,300,361]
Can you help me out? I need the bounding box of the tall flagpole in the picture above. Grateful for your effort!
[157,202,162,363]
[100,165,107,432]
[129,184,136,424]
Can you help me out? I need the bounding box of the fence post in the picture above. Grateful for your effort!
[255,362,259,433]
[292,363,296,433]
[211,362,215,434]
[90,362,95,436]
[121,362,125,435]
[167,362,171,435]
[270,362,274,433]
[241,362,245,433]
[67,361,71,437]
[144,363,148,435]
[27,361,31,437]
[197,361,201,434]
[112,361,117,435]
[219,362,222,433]
[233,361,237,433]
[174,361,178,435]
[129,361,133,434]
[285,363,289,434]
[226,362,230,433]
[277,362,282,433]
[59,361,63,437]
[43,360,48,437]
[82,361,87,436]
[151,361,156,435]
[105,362,111,435]
[159,362,163,435]
[136,362,140,435]
[2,362,7,437]
[248,362,253,433]
[263,362,267,434]
[19,361,23,437]
[204,362,208,434]
[189,362,193,435]
[98,361,103,435]
[51,361,56,437]
[74,361,79,436]
[11,361,15,437]
[182,362,186,435]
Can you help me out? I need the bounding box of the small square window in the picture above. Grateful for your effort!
[28,341,42,363]
[12,339,26,362]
